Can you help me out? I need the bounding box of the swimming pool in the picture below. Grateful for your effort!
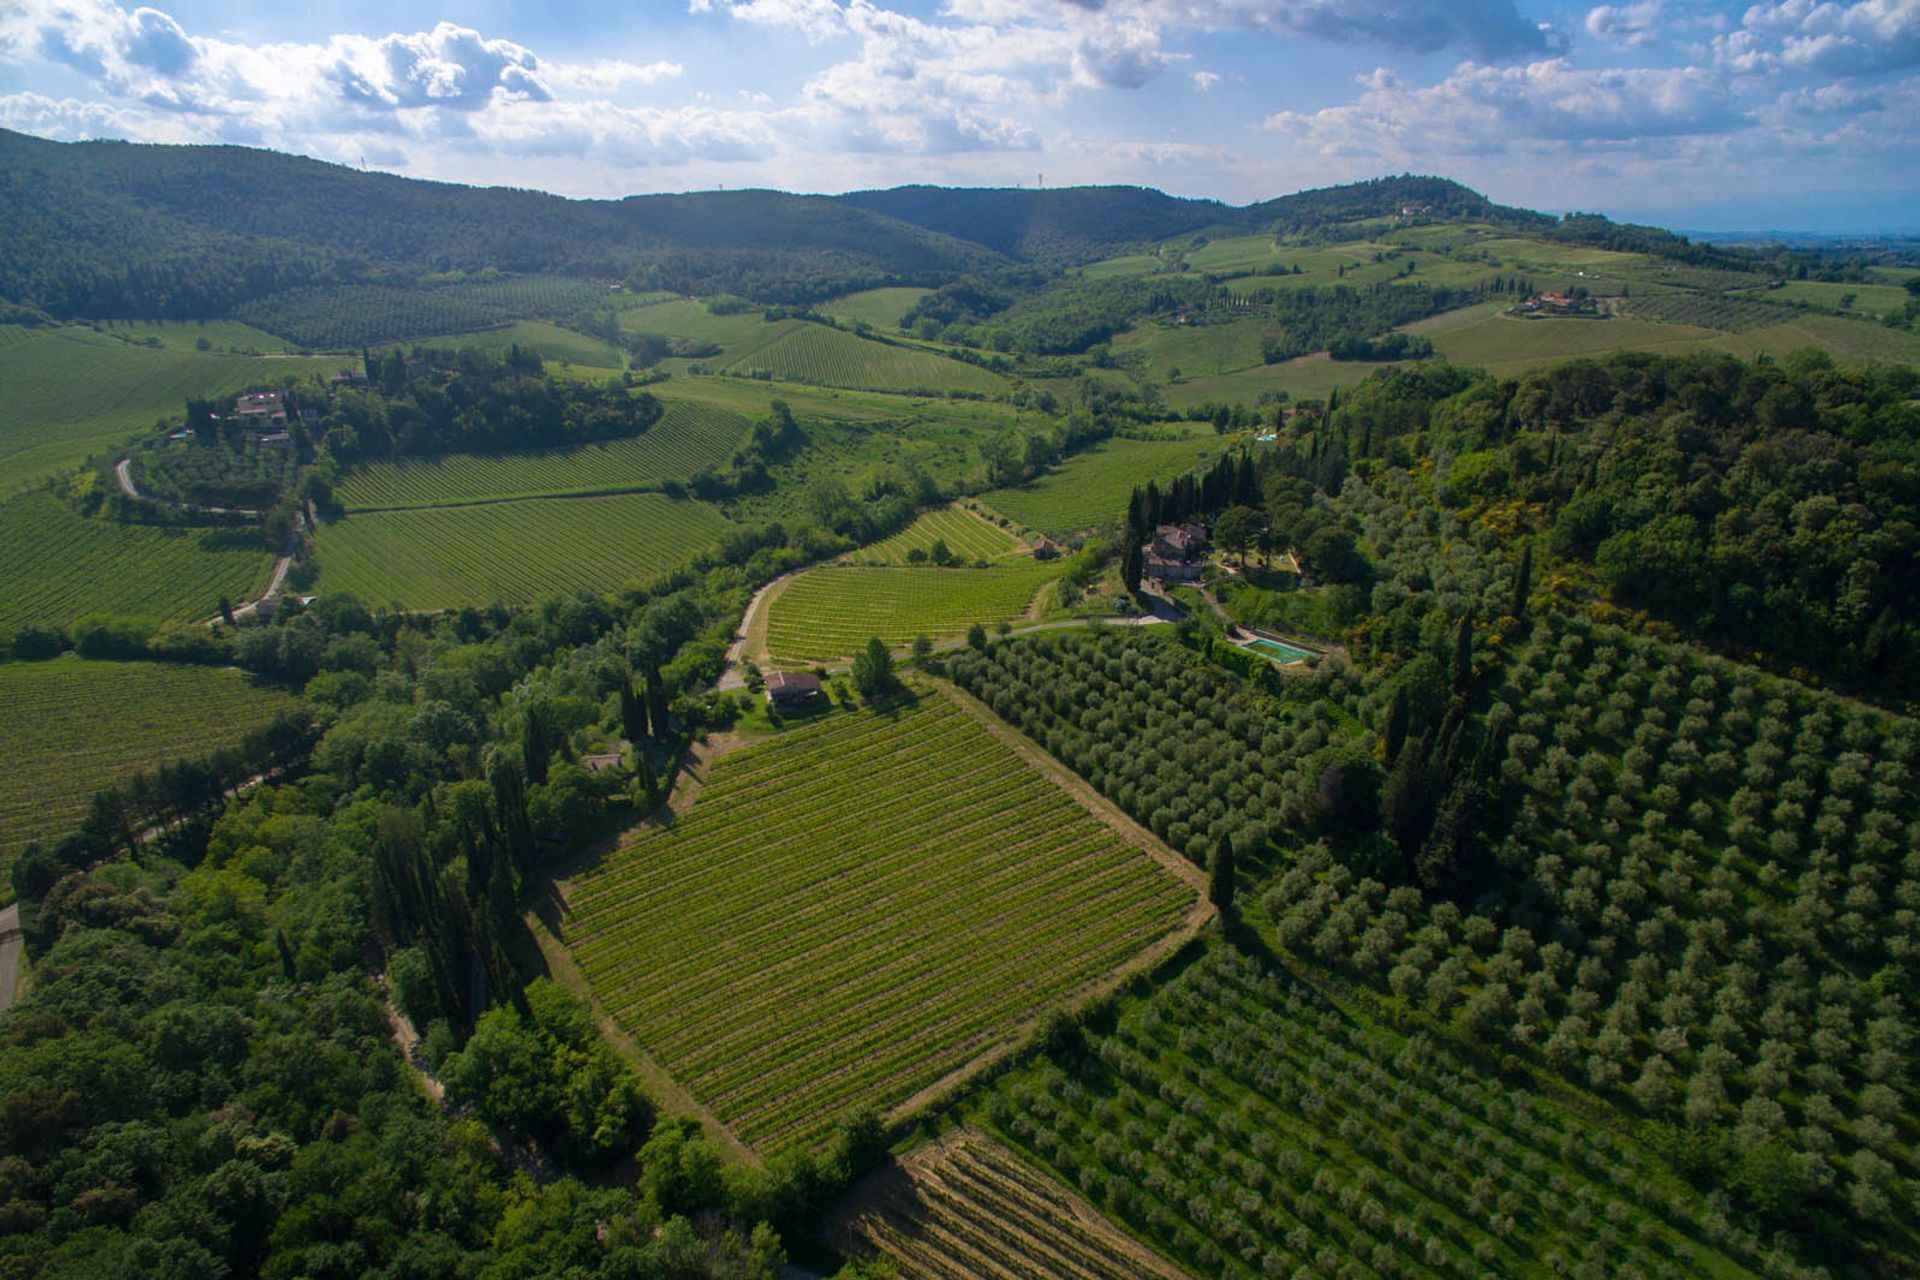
[1245,636,1314,665]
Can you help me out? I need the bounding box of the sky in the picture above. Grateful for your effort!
[1,0,1916,232]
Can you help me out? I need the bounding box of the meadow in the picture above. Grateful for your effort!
[334,403,751,509]
[819,286,932,331]
[1737,280,1913,319]
[562,692,1196,1155]
[0,657,297,863]
[396,319,626,369]
[762,561,1062,663]
[311,492,733,609]
[0,493,276,632]
[720,323,1007,394]
[847,504,1025,565]
[1165,352,1401,409]
[981,944,1766,1280]
[0,325,347,494]
[236,275,611,348]
[1114,318,1275,380]
[982,435,1226,537]
[838,1127,1190,1280]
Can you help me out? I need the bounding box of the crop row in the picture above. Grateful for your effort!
[850,505,1025,565]
[564,693,1193,1154]
[310,491,734,610]
[764,562,1060,663]
[335,404,751,510]
[723,323,1006,395]
[237,276,609,348]
[983,436,1223,538]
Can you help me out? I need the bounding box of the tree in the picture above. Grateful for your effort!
[618,675,648,743]
[1121,540,1144,595]
[966,622,988,650]
[851,637,895,697]
[1213,504,1259,566]
[911,634,933,661]
[1451,611,1475,697]
[1209,839,1237,918]
[217,596,236,626]
[1511,541,1532,621]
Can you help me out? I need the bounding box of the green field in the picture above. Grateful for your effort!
[0,325,348,493]
[0,493,276,632]
[0,657,298,862]
[849,504,1026,565]
[819,287,932,331]
[982,435,1227,537]
[617,299,791,354]
[722,324,1007,394]
[398,319,626,369]
[1166,352,1401,408]
[1736,280,1912,319]
[92,319,303,352]
[763,561,1062,663]
[1114,317,1275,380]
[334,404,751,509]
[312,492,733,609]
[563,691,1195,1155]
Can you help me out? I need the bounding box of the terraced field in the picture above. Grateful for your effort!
[849,505,1025,565]
[0,324,347,494]
[0,657,297,864]
[723,324,1007,395]
[837,1128,1190,1280]
[312,492,733,609]
[763,561,1061,663]
[563,692,1197,1155]
[0,493,276,631]
[982,436,1226,537]
[335,404,751,509]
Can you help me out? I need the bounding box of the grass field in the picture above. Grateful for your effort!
[397,319,626,369]
[1115,318,1274,380]
[848,505,1026,565]
[1734,280,1912,319]
[312,492,733,609]
[819,287,932,331]
[617,299,793,354]
[982,436,1227,537]
[836,1128,1189,1280]
[562,691,1196,1154]
[0,493,276,632]
[92,319,303,352]
[0,325,348,494]
[721,324,1007,394]
[334,404,751,510]
[1165,352,1401,408]
[763,561,1061,663]
[0,657,297,863]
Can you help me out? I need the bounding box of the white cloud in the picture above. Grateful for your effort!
[1193,69,1221,89]
[1718,0,1920,76]
[1585,1,1662,48]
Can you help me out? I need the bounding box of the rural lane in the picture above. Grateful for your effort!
[0,904,20,1014]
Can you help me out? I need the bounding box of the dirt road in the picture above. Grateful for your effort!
[0,904,21,1013]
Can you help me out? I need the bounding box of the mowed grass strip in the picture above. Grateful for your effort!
[983,436,1226,537]
[849,505,1025,565]
[335,404,751,509]
[0,657,297,864]
[312,491,733,610]
[563,694,1194,1156]
[723,324,1007,395]
[764,561,1060,663]
[846,1128,1190,1280]
[0,492,276,632]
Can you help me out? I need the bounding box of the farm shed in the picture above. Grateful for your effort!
[766,671,823,708]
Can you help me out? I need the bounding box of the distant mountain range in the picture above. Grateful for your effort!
[0,128,1644,320]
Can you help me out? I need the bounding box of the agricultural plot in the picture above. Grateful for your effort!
[617,299,790,356]
[983,436,1225,537]
[396,320,625,369]
[849,505,1025,565]
[237,275,610,348]
[722,324,1007,395]
[819,287,932,331]
[0,325,346,494]
[1735,280,1912,319]
[1623,293,1800,332]
[983,945,1764,1280]
[1165,353,1400,410]
[311,492,733,609]
[1114,319,1274,380]
[335,404,750,509]
[0,657,297,863]
[562,692,1198,1155]
[762,561,1061,663]
[0,493,275,632]
[834,1128,1190,1280]
[91,319,300,352]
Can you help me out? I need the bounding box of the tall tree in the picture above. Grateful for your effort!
[1511,541,1533,621]
[1451,611,1475,697]
[852,636,895,697]
[1209,839,1237,919]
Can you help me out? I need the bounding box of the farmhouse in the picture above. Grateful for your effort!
[581,752,624,774]
[1031,539,1061,561]
[766,671,823,708]
[233,390,286,421]
[1143,522,1207,583]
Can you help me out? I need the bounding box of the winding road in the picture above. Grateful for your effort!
[114,454,300,622]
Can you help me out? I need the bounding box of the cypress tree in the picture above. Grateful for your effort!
[619,675,647,743]
[1511,541,1533,621]
[645,667,669,740]
[521,705,551,786]
[275,929,297,981]
[1122,541,1144,595]
[1451,611,1475,697]
[1208,839,1236,919]
[1384,686,1410,763]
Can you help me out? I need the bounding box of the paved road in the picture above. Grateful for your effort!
[0,904,21,1014]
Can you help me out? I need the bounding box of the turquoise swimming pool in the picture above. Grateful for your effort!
[1246,636,1314,665]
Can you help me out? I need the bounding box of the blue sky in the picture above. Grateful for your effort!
[2,0,1916,230]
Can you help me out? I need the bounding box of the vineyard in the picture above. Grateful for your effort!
[982,945,1771,1280]
[334,404,751,509]
[0,657,297,864]
[391,319,624,369]
[236,275,612,348]
[762,561,1061,664]
[983,436,1225,537]
[819,287,932,331]
[1623,294,1800,332]
[848,504,1026,565]
[562,692,1196,1155]
[310,492,733,609]
[0,493,275,632]
[722,324,1007,395]
[0,324,345,494]
[837,1127,1190,1280]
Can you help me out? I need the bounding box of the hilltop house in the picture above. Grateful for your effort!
[1143,522,1207,583]
[766,671,823,709]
